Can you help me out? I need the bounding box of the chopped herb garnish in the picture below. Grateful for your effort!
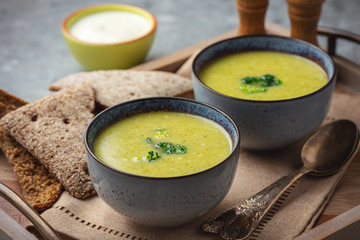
[146,151,160,162]
[242,76,261,85]
[145,129,187,159]
[155,129,169,139]
[240,74,282,94]
[155,142,187,154]
[173,144,187,154]
[155,142,171,149]
[260,74,282,87]
[240,85,267,94]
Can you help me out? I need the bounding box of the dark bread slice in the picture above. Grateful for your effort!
[0,89,62,210]
[0,88,28,115]
[0,130,63,210]
[0,87,96,199]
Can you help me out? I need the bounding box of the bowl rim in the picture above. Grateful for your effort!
[62,3,157,46]
[85,97,240,180]
[192,34,337,103]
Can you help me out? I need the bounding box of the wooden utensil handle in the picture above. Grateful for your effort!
[0,182,62,240]
[235,0,268,35]
[287,0,325,45]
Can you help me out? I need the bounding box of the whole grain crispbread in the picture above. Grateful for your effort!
[49,70,193,107]
[0,89,62,211]
[0,87,96,199]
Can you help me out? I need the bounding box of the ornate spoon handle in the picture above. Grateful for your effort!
[203,168,307,240]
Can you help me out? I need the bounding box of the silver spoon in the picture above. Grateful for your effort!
[202,120,359,240]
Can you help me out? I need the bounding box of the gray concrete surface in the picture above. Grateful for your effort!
[0,0,359,102]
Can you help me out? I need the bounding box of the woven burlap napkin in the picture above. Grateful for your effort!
[27,91,360,240]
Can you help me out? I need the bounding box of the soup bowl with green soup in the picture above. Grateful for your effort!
[85,97,240,227]
[192,35,336,150]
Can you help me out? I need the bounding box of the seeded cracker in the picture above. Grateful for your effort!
[0,89,62,210]
[0,87,96,199]
[49,70,193,107]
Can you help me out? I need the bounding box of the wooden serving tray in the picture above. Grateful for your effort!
[0,22,359,239]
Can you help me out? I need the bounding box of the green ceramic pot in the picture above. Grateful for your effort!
[62,4,156,70]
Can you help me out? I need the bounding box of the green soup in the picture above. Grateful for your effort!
[200,51,328,101]
[93,111,231,177]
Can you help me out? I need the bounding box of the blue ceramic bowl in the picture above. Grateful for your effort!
[85,97,240,227]
[192,35,336,150]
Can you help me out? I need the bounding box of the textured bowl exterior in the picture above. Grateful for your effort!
[85,97,240,227]
[62,4,156,70]
[192,35,336,150]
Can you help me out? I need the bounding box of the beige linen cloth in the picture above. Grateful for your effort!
[28,92,360,240]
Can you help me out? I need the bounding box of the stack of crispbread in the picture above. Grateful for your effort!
[0,89,63,211]
[0,70,193,210]
[0,87,96,199]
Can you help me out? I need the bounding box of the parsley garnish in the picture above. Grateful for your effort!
[260,74,282,87]
[155,142,187,154]
[240,74,282,94]
[240,85,267,94]
[146,151,160,162]
[144,129,187,163]
[155,129,169,139]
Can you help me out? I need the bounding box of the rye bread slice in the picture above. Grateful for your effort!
[0,87,96,199]
[0,130,63,210]
[0,88,27,115]
[49,70,193,108]
[0,89,62,210]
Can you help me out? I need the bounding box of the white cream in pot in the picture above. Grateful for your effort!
[70,11,152,44]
